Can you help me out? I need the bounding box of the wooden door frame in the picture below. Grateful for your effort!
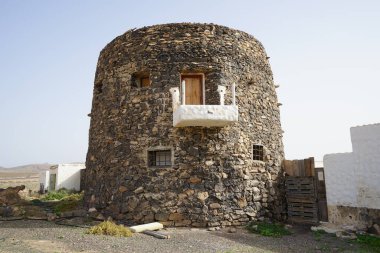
[180,73,205,105]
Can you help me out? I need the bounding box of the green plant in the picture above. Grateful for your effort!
[356,234,380,253]
[86,221,133,237]
[313,229,328,241]
[53,192,83,214]
[42,188,75,200]
[246,221,291,237]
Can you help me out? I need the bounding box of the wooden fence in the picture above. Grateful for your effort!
[283,157,319,224]
[283,157,315,177]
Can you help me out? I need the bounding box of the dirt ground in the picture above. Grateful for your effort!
[0,220,372,253]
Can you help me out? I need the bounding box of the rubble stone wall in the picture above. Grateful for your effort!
[83,23,285,227]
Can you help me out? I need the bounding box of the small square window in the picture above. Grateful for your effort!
[140,77,150,87]
[148,150,172,167]
[132,72,150,88]
[252,145,264,161]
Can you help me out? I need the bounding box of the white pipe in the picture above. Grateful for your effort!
[232,82,236,105]
[129,222,164,233]
[181,80,186,105]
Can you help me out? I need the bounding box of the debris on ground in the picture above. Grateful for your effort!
[143,230,170,239]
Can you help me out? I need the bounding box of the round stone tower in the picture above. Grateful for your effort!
[84,23,285,227]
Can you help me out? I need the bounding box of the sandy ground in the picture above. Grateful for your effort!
[0,220,365,253]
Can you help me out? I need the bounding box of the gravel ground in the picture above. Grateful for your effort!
[0,220,364,253]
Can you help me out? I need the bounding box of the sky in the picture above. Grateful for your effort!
[0,0,379,167]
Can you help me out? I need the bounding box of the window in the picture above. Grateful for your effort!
[252,145,264,161]
[148,150,172,167]
[140,77,150,87]
[132,72,150,88]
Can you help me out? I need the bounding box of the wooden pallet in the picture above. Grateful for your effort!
[285,177,318,224]
[285,177,316,197]
[287,197,318,224]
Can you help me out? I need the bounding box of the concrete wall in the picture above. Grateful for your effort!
[51,164,85,191]
[351,124,380,209]
[324,123,380,227]
[39,170,50,191]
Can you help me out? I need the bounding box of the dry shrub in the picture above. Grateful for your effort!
[87,221,133,237]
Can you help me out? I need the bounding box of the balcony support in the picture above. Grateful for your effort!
[217,85,226,105]
[169,87,180,112]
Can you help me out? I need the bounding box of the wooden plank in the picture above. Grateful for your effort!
[283,160,294,176]
[310,157,315,177]
[287,197,317,203]
[143,230,170,239]
[291,160,297,176]
[299,160,305,176]
[304,158,311,176]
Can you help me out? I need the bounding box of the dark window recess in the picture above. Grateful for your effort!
[132,73,150,88]
[252,145,264,161]
[148,150,172,167]
[95,82,103,94]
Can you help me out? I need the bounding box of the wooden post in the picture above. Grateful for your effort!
[143,230,170,239]
[181,80,186,105]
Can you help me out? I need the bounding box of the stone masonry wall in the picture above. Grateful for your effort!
[83,23,285,227]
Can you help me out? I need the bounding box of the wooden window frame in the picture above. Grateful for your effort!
[140,76,150,87]
[147,148,172,168]
[180,73,205,105]
[132,72,150,88]
[252,144,264,161]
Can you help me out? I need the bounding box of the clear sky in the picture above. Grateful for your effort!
[0,0,379,167]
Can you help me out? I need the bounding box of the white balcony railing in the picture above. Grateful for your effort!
[169,82,238,127]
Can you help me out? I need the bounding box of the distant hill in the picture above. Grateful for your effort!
[0,163,52,174]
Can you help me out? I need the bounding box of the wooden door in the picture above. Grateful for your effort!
[49,173,56,191]
[315,167,328,221]
[182,75,203,105]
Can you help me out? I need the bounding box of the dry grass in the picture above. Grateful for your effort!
[0,177,39,192]
[87,221,133,237]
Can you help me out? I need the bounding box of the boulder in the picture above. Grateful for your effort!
[0,185,25,205]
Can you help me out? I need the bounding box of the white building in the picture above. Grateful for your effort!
[39,163,85,192]
[323,123,380,229]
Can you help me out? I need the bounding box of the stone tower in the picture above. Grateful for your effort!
[84,23,285,227]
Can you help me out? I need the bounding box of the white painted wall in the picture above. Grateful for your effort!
[351,124,380,209]
[50,163,85,191]
[324,153,356,206]
[39,170,50,191]
[324,123,380,210]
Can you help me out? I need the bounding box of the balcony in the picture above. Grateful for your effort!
[170,82,238,127]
